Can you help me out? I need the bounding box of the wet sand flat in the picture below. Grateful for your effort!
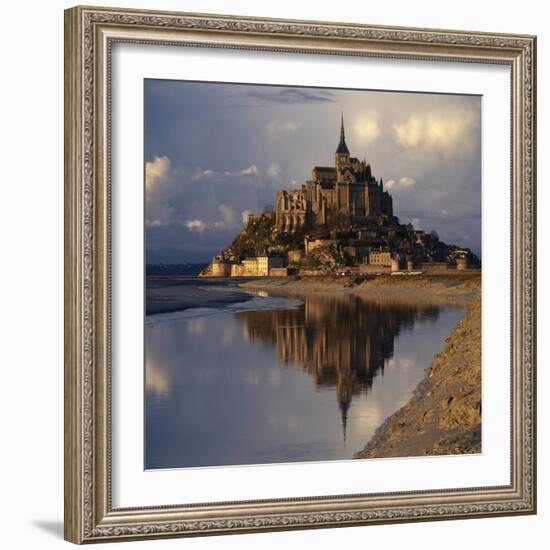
[146,277,257,315]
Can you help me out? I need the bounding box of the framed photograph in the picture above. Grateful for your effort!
[64,5,536,544]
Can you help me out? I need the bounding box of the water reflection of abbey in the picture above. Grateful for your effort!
[237,294,441,438]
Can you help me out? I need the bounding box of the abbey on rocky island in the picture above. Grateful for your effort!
[200,114,480,278]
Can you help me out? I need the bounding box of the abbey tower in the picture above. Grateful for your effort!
[335,113,351,171]
[275,115,393,233]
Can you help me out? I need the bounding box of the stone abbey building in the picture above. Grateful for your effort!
[275,115,394,232]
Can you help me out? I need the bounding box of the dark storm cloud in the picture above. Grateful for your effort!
[240,87,336,105]
[145,80,481,263]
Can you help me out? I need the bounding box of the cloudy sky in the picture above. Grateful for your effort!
[145,79,481,264]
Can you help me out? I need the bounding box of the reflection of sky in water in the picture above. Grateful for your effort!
[145,293,463,469]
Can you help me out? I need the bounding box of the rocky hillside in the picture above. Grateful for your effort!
[221,211,307,259]
[215,205,480,276]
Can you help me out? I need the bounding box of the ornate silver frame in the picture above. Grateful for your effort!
[64,5,537,544]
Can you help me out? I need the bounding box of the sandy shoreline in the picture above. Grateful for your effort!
[240,273,479,307]
[240,273,482,458]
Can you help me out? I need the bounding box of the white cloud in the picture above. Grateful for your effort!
[184,219,208,233]
[191,168,217,180]
[265,120,301,135]
[145,156,177,226]
[441,209,449,216]
[289,179,300,187]
[147,219,164,227]
[266,162,281,178]
[353,112,380,144]
[241,209,252,224]
[384,177,415,191]
[218,204,236,225]
[393,111,477,150]
[224,165,258,177]
[145,155,171,190]
[425,113,473,147]
[399,176,416,188]
[394,115,423,148]
[184,204,239,234]
[193,165,259,180]
[238,165,258,176]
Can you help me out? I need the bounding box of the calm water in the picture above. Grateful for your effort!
[145,286,463,469]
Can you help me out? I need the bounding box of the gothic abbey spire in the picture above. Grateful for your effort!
[336,113,350,155]
[335,113,350,171]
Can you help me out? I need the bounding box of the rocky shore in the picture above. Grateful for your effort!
[241,273,482,458]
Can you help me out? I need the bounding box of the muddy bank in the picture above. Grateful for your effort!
[241,274,482,457]
[354,288,481,458]
[240,273,480,308]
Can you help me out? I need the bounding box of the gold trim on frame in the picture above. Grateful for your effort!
[64,5,536,544]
